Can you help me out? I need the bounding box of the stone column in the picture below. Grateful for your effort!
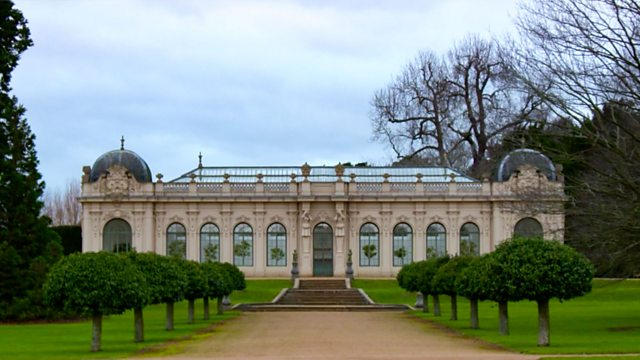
[334,202,346,277]
[380,206,393,276]
[300,202,312,276]
[254,206,266,276]
[186,210,199,261]
[220,207,233,263]
[154,210,166,255]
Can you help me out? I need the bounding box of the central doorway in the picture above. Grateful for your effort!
[313,223,333,276]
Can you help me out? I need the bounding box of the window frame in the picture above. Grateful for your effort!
[266,223,287,267]
[233,223,254,267]
[392,223,413,267]
[359,223,380,267]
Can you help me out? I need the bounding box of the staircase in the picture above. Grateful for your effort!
[238,278,409,312]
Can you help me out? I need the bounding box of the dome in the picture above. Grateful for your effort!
[89,148,152,183]
[496,149,556,182]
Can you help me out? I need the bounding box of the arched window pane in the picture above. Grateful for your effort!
[460,223,480,256]
[200,223,220,262]
[393,223,413,266]
[514,217,543,238]
[427,223,447,258]
[234,223,253,266]
[267,223,286,266]
[359,223,379,267]
[167,223,187,259]
[103,219,132,253]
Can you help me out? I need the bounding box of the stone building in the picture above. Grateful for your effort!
[80,144,564,278]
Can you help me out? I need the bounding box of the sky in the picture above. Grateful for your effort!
[12,0,520,190]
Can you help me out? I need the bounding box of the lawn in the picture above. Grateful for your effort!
[0,279,289,360]
[353,278,640,355]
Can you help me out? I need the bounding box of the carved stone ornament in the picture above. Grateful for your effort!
[236,215,250,223]
[271,215,283,224]
[301,163,311,177]
[334,163,345,177]
[100,164,136,197]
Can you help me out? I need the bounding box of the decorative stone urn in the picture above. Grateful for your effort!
[291,249,299,280]
[345,249,354,280]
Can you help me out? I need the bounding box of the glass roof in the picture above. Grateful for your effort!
[169,166,476,183]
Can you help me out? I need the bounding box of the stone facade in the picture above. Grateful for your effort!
[80,150,564,278]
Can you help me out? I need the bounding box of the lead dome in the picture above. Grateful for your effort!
[496,148,556,182]
[89,147,152,183]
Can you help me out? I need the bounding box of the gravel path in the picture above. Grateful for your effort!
[143,311,537,360]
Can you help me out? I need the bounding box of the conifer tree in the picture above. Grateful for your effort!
[0,1,62,320]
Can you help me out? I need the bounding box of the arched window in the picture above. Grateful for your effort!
[267,223,287,266]
[393,223,413,266]
[200,223,220,262]
[359,223,379,267]
[233,223,253,267]
[460,223,480,256]
[166,223,187,259]
[426,223,447,258]
[103,219,132,253]
[514,217,543,238]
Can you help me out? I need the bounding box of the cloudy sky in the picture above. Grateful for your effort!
[12,0,519,190]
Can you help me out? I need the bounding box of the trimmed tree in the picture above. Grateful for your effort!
[416,256,450,316]
[43,252,149,352]
[483,252,514,335]
[179,259,207,324]
[396,262,428,312]
[493,237,594,346]
[220,262,246,307]
[162,256,187,330]
[202,261,232,316]
[432,256,473,320]
[455,254,493,329]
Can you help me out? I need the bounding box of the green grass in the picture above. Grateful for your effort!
[0,279,289,360]
[353,279,640,355]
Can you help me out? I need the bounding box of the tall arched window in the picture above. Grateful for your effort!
[200,223,220,262]
[393,223,413,266]
[426,223,447,258]
[267,223,287,266]
[233,223,253,267]
[514,217,543,238]
[167,223,187,259]
[359,223,379,267]
[460,222,480,256]
[103,218,132,253]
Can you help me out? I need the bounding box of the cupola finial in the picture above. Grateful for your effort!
[120,136,125,150]
[198,152,203,168]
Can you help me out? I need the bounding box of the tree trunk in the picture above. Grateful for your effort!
[188,299,195,324]
[450,294,458,320]
[498,301,509,335]
[433,294,441,316]
[203,297,210,320]
[424,293,429,312]
[415,292,424,309]
[470,298,479,329]
[91,313,102,352]
[134,307,144,342]
[537,299,550,346]
[166,302,174,331]
[217,296,224,315]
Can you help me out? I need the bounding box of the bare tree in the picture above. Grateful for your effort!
[515,0,640,276]
[372,36,546,176]
[43,179,81,226]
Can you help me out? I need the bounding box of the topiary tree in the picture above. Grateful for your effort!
[455,254,493,329]
[179,259,207,324]
[432,256,473,320]
[220,262,246,307]
[483,252,514,335]
[44,252,149,352]
[161,256,187,330]
[416,256,450,316]
[493,237,594,346]
[396,262,428,312]
[202,261,232,316]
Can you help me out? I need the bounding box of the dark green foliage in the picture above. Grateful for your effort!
[51,225,82,255]
[220,262,246,291]
[493,237,594,302]
[397,257,449,296]
[179,259,207,301]
[125,252,186,305]
[43,252,149,316]
[0,1,65,320]
[432,256,473,296]
[396,262,420,292]
[201,262,232,299]
[455,255,493,301]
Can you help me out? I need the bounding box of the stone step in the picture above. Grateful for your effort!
[238,304,410,312]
